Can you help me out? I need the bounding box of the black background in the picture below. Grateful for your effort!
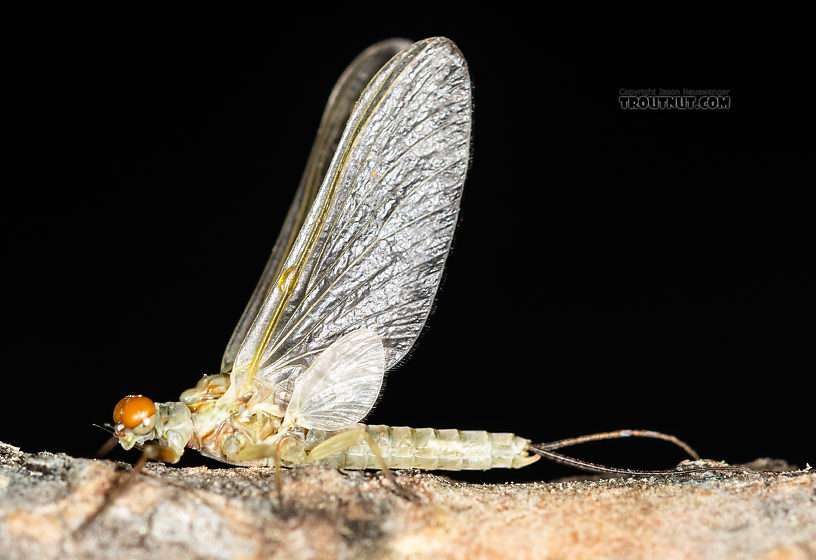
[3,9,811,482]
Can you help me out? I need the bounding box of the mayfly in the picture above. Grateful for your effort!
[107,37,705,489]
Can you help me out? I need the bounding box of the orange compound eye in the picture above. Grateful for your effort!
[113,395,156,429]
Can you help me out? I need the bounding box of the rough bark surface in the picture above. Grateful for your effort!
[1,441,814,560]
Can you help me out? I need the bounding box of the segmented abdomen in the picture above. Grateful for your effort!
[306,425,539,470]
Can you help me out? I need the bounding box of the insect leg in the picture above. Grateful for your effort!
[306,426,419,502]
[305,426,368,461]
[221,442,288,506]
[272,450,284,507]
[221,443,279,463]
[75,444,154,535]
[94,435,119,458]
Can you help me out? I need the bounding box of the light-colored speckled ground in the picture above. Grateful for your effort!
[1,441,814,560]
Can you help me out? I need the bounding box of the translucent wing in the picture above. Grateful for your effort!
[220,39,412,374]
[282,328,384,431]
[231,37,472,410]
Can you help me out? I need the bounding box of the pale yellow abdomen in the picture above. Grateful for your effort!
[306,425,539,471]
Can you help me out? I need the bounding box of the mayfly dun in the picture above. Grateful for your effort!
[105,37,711,494]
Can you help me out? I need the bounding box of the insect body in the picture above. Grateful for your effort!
[111,37,699,477]
[112,37,538,470]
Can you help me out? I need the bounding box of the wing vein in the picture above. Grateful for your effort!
[267,211,456,368]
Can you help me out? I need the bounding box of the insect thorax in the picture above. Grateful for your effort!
[179,373,293,465]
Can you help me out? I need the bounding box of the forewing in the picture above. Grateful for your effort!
[232,37,472,407]
[282,328,384,431]
[220,39,412,374]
